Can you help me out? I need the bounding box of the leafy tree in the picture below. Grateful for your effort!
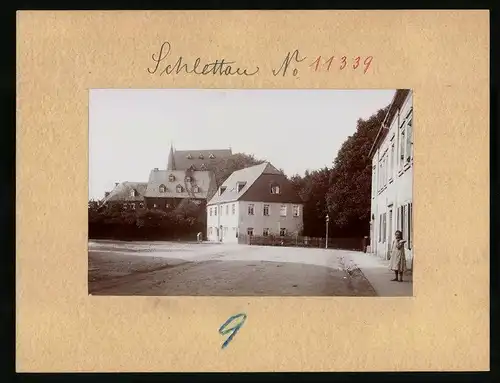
[325,107,388,236]
[209,153,264,187]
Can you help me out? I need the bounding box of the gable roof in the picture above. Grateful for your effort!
[207,162,302,205]
[168,148,232,171]
[144,168,217,199]
[101,182,147,204]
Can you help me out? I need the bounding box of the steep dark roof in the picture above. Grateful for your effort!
[101,182,147,204]
[168,148,232,170]
[240,174,304,204]
[144,169,217,200]
[368,89,410,158]
[207,162,302,205]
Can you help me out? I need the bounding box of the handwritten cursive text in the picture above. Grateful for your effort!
[148,42,260,77]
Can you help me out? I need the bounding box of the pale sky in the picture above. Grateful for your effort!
[89,89,395,200]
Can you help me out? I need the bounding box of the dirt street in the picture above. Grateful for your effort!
[88,240,377,296]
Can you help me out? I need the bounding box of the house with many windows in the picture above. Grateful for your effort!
[206,162,304,243]
[99,144,232,211]
[368,89,413,267]
[99,181,148,210]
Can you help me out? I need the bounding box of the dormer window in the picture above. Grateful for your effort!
[159,184,166,193]
[270,184,281,194]
[237,182,246,193]
[186,154,192,159]
[220,186,227,195]
[189,165,196,171]
[185,176,192,182]
[199,154,204,159]
[168,174,175,182]
[193,186,200,193]
[209,153,215,159]
[176,185,183,193]
[200,164,207,170]
[130,189,136,197]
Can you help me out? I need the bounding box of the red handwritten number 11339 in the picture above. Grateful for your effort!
[310,56,373,74]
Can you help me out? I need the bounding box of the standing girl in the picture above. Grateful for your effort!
[389,230,407,282]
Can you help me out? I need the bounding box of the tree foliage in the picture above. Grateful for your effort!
[209,153,264,188]
[289,106,389,238]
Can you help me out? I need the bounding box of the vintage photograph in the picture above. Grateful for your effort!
[88,89,413,297]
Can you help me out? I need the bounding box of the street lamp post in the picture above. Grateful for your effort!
[325,214,329,249]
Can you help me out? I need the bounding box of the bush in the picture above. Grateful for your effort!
[88,202,204,241]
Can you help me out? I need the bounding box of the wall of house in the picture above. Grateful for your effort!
[236,201,304,239]
[370,91,413,266]
[206,202,240,243]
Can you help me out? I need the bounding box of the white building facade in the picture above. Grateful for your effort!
[206,162,304,243]
[369,89,413,268]
[206,201,303,243]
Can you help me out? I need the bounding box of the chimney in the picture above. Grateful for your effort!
[154,168,159,171]
[104,192,110,198]
[114,182,119,187]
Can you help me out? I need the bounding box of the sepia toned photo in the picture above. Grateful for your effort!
[88,89,413,297]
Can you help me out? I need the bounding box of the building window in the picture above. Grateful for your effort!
[293,205,300,217]
[279,228,287,236]
[131,203,136,210]
[159,184,166,193]
[130,189,136,197]
[139,203,144,208]
[193,186,200,193]
[186,154,192,159]
[209,207,212,216]
[379,214,382,242]
[169,174,175,182]
[399,128,405,170]
[372,166,376,197]
[247,227,254,236]
[407,202,413,249]
[232,204,235,215]
[176,185,183,193]
[263,204,270,216]
[123,204,128,210]
[200,164,207,170]
[271,184,281,194]
[224,227,228,235]
[199,154,204,159]
[208,227,212,235]
[248,204,254,215]
[185,176,192,182]
[220,186,227,195]
[225,205,229,215]
[214,206,217,216]
[280,205,287,217]
[382,213,387,243]
[220,205,223,215]
[390,141,395,180]
[406,112,413,163]
[165,203,170,208]
[237,183,245,193]
[153,203,157,208]
[209,153,215,159]
[263,228,270,236]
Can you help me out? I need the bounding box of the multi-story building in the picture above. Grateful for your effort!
[368,89,413,267]
[99,181,148,210]
[206,162,304,243]
[100,144,232,211]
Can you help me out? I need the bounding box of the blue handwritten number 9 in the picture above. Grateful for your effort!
[219,313,247,349]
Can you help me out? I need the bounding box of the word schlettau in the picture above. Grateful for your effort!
[147,42,260,77]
